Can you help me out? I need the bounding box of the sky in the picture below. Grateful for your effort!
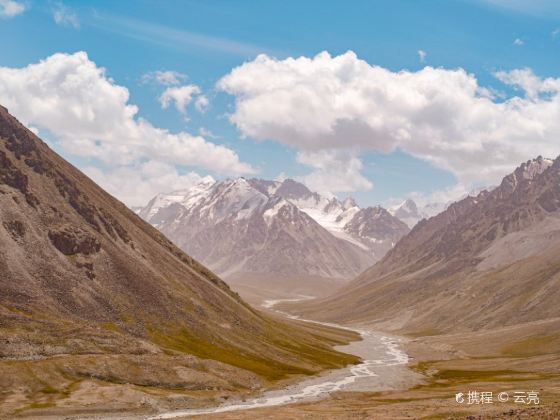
[1,0,560,208]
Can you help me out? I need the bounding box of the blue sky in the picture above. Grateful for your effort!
[1,0,560,207]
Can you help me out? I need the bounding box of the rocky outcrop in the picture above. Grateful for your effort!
[48,226,101,255]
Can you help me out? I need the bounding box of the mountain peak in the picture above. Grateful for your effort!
[389,198,423,228]
[342,197,358,210]
[274,178,314,199]
[401,199,418,212]
[198,175,217,186]
[518,156,553,179]
[500,155,554,193]
[229,176,249,185]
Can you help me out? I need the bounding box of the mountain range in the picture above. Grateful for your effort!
[297,156,560,335]
[138,177,410,289]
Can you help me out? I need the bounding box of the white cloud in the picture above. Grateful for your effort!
[159,84,201,117]
[406,183,472,209]
[494,67,560,99]
[198,127,218,139]
[142,70,187,86]
[418,49,427,63]
[53,2,79,28]
[295,150,373,196]
[0,52,253,204]
[553,28,560,38]
[385,182,497,220]
[513,38,524,46]
[195,95,209,112]
[93,13,271,57]
[84,162,210,207]
[0,0,26,17]
[0,52,251,173]
[218,50,560,188]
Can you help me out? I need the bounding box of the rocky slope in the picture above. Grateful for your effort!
[139,178,409,282]
[296,156,560,334]
[0,105,359,416]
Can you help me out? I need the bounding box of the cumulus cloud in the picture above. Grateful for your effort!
[386,182,498,221]
[494,67,560,99]
[159,84,201,117]
[84,162,211,207]
[0,0,26,17]
[418,49,427,63]
[513,38,524,46]
[406,183,472,209]
[0,52,253,204]
[295,150,373,196]
[0,52,252,173]
[218,50,560,188]
[142,70,187,86]
[53,2,79,28]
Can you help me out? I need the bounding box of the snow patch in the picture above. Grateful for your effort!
[263,199,288,225]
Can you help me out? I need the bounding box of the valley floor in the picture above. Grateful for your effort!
[145,297,421,419]
[158,293,560,419]
[5,290,560,419]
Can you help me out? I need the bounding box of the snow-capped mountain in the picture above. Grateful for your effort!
[389,186,499,228]
[389,199,425,228]
[389,198,454,228]
[261,179,409,254]
[139,178,409,281]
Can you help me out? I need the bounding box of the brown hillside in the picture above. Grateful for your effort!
[0,105,358,416]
